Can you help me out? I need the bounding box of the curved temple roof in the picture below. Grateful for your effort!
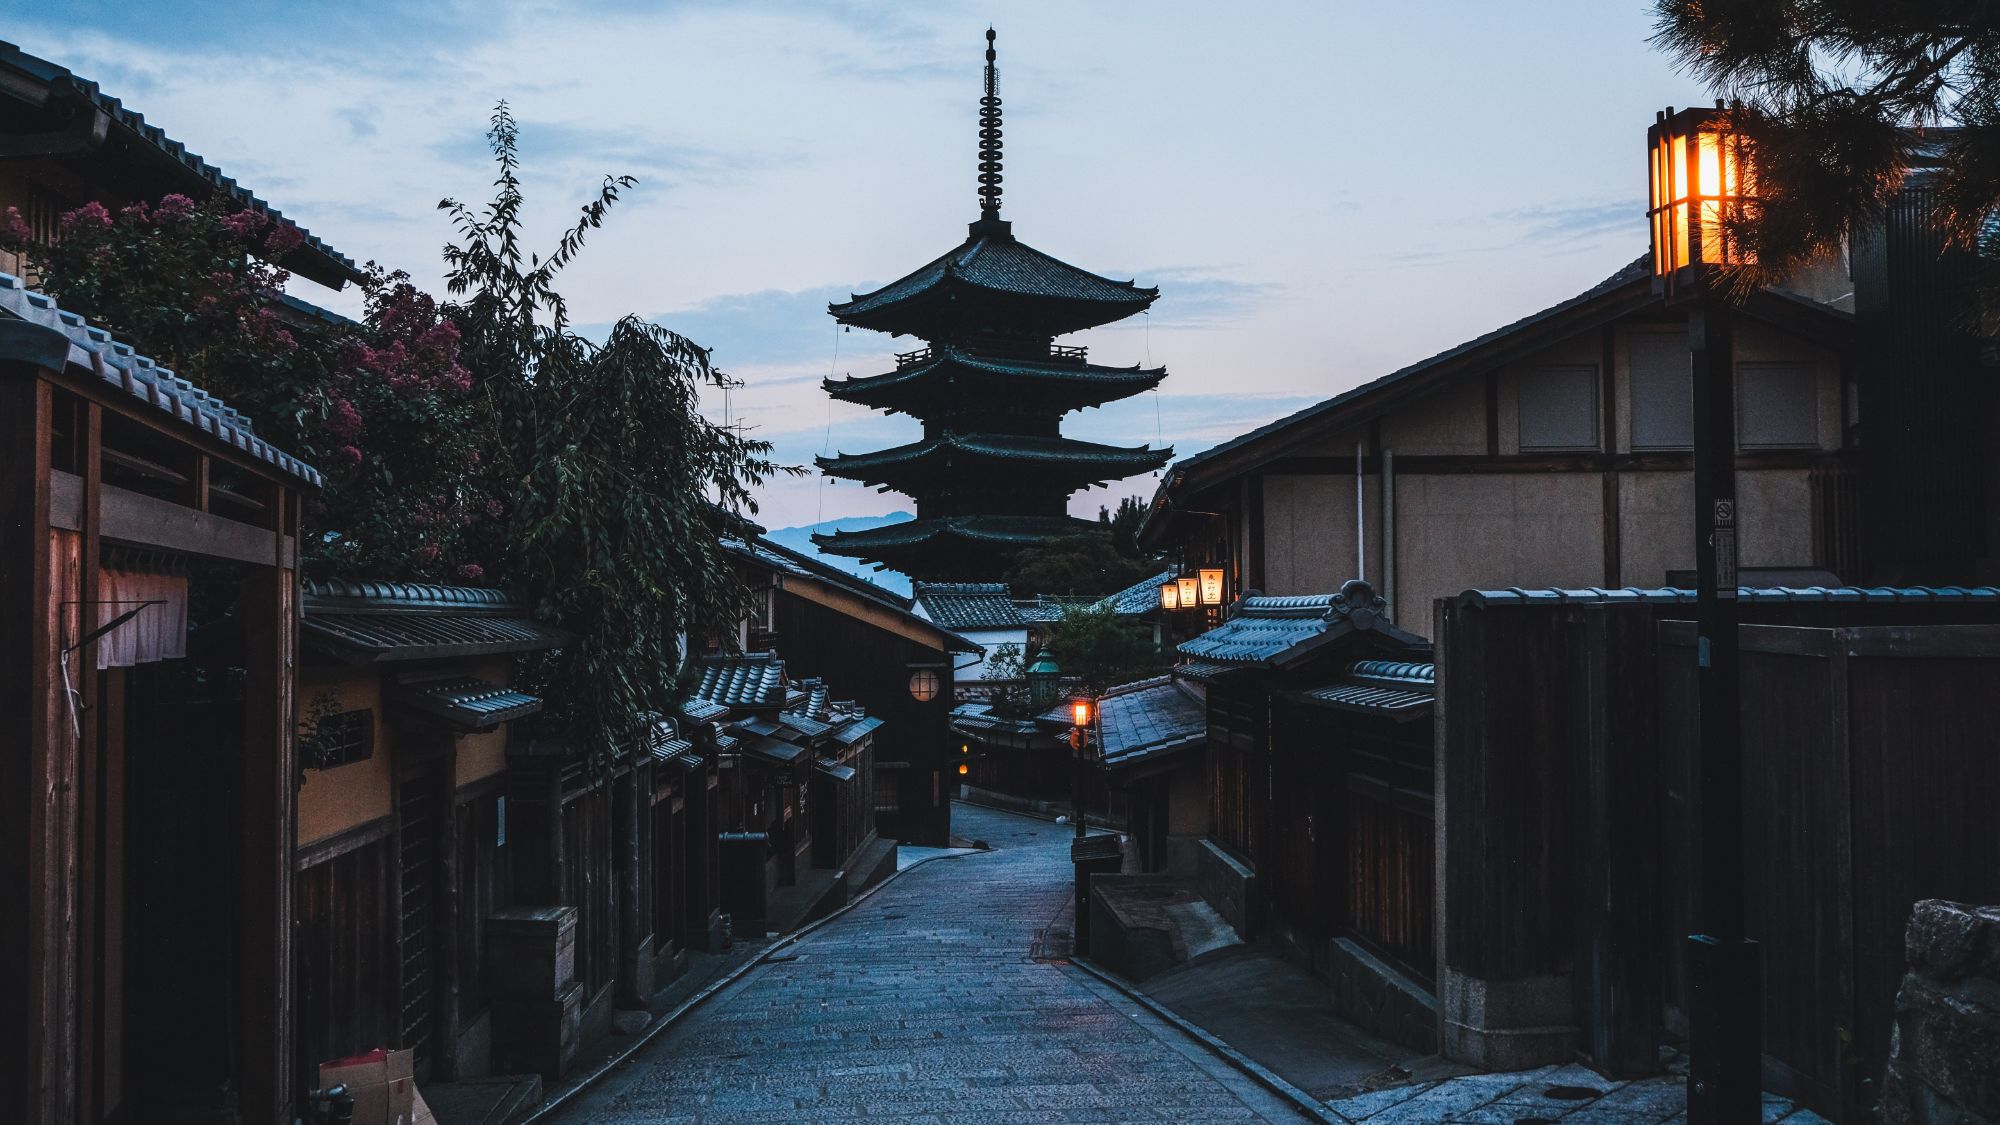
[817,432,1171,489]
[812,514,1099,575]
[829,226,1158,339]
[825,346,1167,414]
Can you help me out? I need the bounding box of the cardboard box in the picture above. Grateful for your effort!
[319,1047,415,1125]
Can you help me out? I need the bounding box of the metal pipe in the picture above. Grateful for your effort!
[1381,449,1396,618]
[1354,442,1366,581]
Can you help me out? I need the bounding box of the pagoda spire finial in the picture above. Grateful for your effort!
[977,27,1003,222]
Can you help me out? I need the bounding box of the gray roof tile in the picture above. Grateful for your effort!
[693,652,788,710]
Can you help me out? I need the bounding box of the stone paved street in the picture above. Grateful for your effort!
[545,804,1308,1123]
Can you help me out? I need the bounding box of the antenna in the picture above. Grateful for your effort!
[978,28,1003,219]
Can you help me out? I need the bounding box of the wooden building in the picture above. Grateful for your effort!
[0,40,363,293]
[291,581,569,1085]
[1138,256,1854,629]
[1,280,320,1124]
[726,536,980,847]
[1172,581,1431,952]
[813,31,1170,581]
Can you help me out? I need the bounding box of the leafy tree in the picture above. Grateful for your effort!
[1043,602,1166,694]
[439,103,795,761]
[1651,3,2000,308]
[2,194,489,581]
[1005,528,1157,598]
[1105,495,1150,559]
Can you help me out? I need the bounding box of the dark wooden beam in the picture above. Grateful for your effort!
[1261,450,1837,476]
[1485,371,1501,457]
[1602,327,1621,587]
[0,367,54,1125]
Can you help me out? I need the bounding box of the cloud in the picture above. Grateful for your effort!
[1492,199,1638,243]
[1107,267,1280,330]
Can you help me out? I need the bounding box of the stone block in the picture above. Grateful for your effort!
[1440,966,1577,1070]
[490,980,583,1079]
[1880,900,2000,1125]
[1195,838,1256,940]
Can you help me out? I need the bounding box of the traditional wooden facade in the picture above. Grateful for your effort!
[1139,257,1855,631]
[1,281,319,1124]
[727,536,979,847]
[814,31,1170,581]
[1172,581,1432,952]
[291,581,570,1085]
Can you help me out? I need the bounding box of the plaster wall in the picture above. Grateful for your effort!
[296,671,391,846]
[1619,472,1696,588]
[1378,375,1488,455]
[1394,473,1605,626]
[1261,473,1381,598]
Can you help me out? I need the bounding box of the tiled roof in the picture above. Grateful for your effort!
[815,757,858,782]
[0,40,363,288]
[814,514,1096,563]
[1177,579,1426,669]
[825,346,1167,413]
[679,698,730,724]
[779,711,834,740]
[693,652,788,710]
[739,734,807,765]
[1173,659,1247,683]
[818,433,1170,486]
[1,277,322,486]
[830,227,1157,338]
[301,582,570,664]
[722,536,913,610]
[388,676,542,731]
[829,714,883,746]
[1095,676,1206,772]
[1289,661,1435,720]
[1099,572,1173,617]
[1457,585,2000,607]
[914,582,1036,630]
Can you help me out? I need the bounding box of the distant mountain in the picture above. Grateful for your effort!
[761,512,915,598]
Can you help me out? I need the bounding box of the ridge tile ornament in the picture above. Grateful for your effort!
[814,29,1172,581]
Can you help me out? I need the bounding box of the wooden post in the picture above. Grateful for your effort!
[0,358,55,1125]
[240,487,297,1124]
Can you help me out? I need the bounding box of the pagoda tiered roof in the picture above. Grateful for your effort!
[817,432,1171,492]
[812,514,1099,579]
[825,345,1167,415]
[828,219,1158,340]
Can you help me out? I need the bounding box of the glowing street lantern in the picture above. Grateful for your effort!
[1198,568,1226,606]
[1176,576,1199,608]
[1071,698,1091,728]
[1647,103,1752,302]
[1159,580,1180,611]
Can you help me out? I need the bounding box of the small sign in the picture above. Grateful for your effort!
[495,796,507,847]
[1715,528,1738,591]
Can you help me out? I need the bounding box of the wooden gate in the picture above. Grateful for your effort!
[1660,622,2000,1120]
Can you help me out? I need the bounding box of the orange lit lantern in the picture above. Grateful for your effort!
[1647,103,1751,302]
[1071,699,1092,727]
[1198,568,1225,606]
[958,762,970,776]
[1159,580,1180,611]
[1176,576,1199,608]
[908,668,940,702]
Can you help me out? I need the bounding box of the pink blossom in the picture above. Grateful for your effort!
[120,201,151,224]
[59,201,112,233]
[2,206,30,244]
[154,194,196,221]
[221,209,268,240]
[485,498,503,517]
[327,397,363,441]
[336,445,363,470]
[457,563,485,581]
[420,543,440,562]
[266,223,304,257]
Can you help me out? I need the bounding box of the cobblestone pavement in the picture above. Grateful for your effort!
[547,803,1308,1123]
[1325,1064,1833,1124]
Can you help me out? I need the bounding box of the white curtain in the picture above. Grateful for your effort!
[94,568,189,669]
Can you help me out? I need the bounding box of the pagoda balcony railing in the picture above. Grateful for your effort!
[894,343,1089,368]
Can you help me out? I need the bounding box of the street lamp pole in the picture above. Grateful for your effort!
[1649,103,1761,1125]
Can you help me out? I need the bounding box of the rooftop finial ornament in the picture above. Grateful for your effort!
[977,27,1003,221]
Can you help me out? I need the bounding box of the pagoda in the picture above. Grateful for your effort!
[813,29,1172,582]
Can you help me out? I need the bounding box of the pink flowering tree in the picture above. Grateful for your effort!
[2,195,494,580]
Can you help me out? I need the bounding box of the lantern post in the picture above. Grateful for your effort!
[1649,101,1760,1125]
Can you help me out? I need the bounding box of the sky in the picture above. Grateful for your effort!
[12,1,1699,531]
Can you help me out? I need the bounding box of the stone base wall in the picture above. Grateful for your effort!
[1880,900,2000,1125]
[1196,839,1256,940]
[1438,966,1577,1071]
[1329,938,1440,1056]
